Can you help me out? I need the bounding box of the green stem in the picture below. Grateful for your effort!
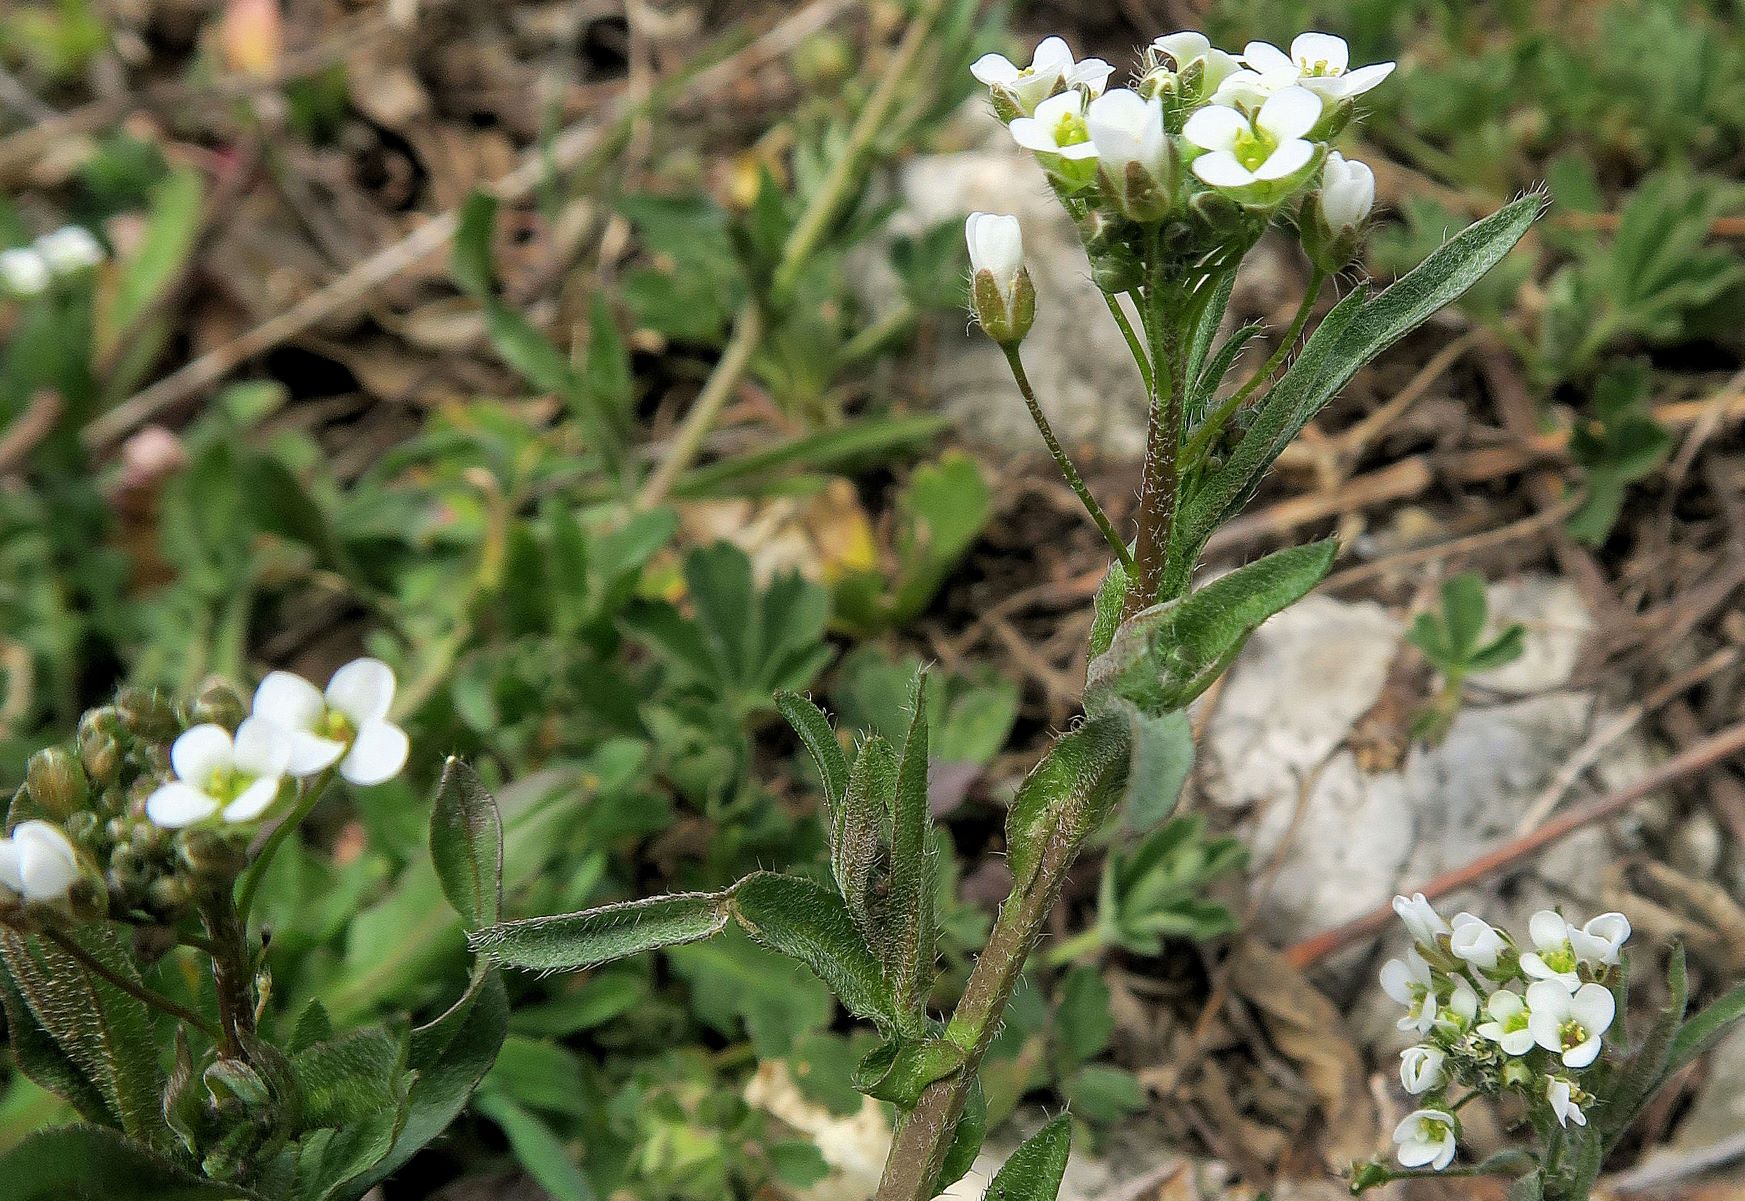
[236,768,338,921]
[1104,292,1153,394]
[41,927,223,1043]
[198,890,256,1058]
[1183,269,1325,470]
[1127,234,1183,617]
[1001,346,1135,573]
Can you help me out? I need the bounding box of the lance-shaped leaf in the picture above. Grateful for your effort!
[1669,979,1745,1074]
[430,757,505,929]
[1006,714,1131,893]
[1599,944,1688,1141]
[776,690,849,827]
[838,734,897,945]
[1087,559,1130,662]
[937,1079,988,1195]
[1089,540,1338,716]
[0,928,166,1148]
[470,889,732,973]
[1168,195,1542,592]
[728,871,897,1030]
[1113,705,1194,833]
[0,962,113,1125]
[888,673,939,1026]
[0,1125,265,1201]
[984,1116,1071,1201]
[852,1034,967,1107]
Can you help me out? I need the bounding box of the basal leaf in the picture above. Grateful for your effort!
[470,890,732,973]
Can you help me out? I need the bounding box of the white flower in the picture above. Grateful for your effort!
[1399,1045,1446,1095]
[1010,89,1099,160]
[1435,976,1480,1034]
[1393,1108,1458,1172]
[1476,988,1537,1056]
[1519,910,1582,988]
[1449,911,1507,972]
[1391,892,1451,951]
[971,36,1113,116]
[965,212,1033,345]
[0,248,50,296]
[1237,32,1395,102]
[1184,86,1320,192]
[1381,949,1438,1035]
[1568,911,1630,968]
[1526,980,1615,1069]
[1547,1076,1588,1128]
[1317,151,1375,231]
[0,821,81,902]
[252,658,410,786]
[36,226,103,275]
[146,720,293,828]
[1086,89,1174,219]
[1149,32,1240,95]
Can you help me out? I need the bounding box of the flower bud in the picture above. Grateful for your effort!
[188,680,247,730]
[1087,89,1178,223]
[205,1059,272,1112]
[117,686,179,741]
[79,707,124,786]
[965,212,1035,347]
[1301,151,1375,272]
[0,820,84,904]
[0,247,50,297]
[25,747,89,820]
[177,827,250,883]
[35,226,103,276]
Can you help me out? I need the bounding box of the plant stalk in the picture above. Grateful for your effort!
[199,889,257,1059]
[1001,346,1134,573]
[1127,247,1183,617]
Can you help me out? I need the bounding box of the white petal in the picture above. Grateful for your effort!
[287,730,347,777]
[1570,983,1616,1034]
[967,213,1023,281]
[1212,70,1273,108]
[326,657,396,725]
[1241,40,1296,77]
[1067,58,1115,96]
[1153,32,1210,66]
[232,717,294,779]
[223,777,282,823]
[1008,117,1056,153]
[14,822,79,900]
[1254,138,1312,181]
[1337,61,1395,96]
[1431,1139,1456,1171]
[1030,36,1073,74]
[147,783,220,829]
[1183,104,1246,151]
[970,53,1018,86]
[1192,151,1255,188]
[1563,1038,1602,1069]
[1056,141,1100,161]
[253,670,325,732]
[341,721,409,786]
[172,724,234,784]
[0,840,20,893]
[0,248,50,296]
[1257,86,1321,141]
[1291,32,1349,74]
[1530,909,1571,950]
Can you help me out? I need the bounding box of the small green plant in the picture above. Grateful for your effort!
[1407,572,1527,744]
[1564,360,1674,546]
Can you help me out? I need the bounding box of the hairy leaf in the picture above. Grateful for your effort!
[839,734,897,949]
[984,1116,1071,1201]
[471,890,732,973]
[1668,978,1745,1073]
[888,673,938,1026]
[430,757,505,929]
[728,872,896,1030]
[0,962,113,1125]
[0,1125,261,1201]
[852,1035,967,1107]
[775,691,849,821]
[1006,714,1131,892]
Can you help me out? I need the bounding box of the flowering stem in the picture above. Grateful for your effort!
[1105,291,1153,393]
[1000,345,1135,573]
[199,889,257,1059]
[41,927,223,1043]
[1183,268,1325,470]
[235,767,337,921]
[1128,234,1183,617]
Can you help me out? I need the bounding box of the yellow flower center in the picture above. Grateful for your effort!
[320,709,355,741]
[1051,109,1090,148]
[1558,1019,1588,1052]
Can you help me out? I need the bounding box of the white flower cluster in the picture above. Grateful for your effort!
[145,658,409,829]
[1382,894,1630,1172]
[0,226,103,297]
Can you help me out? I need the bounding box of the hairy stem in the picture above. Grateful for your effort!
[41,927,222,1043]
[1001,346,1135,572]
[201,889,257,1059]
[1128,245,1183,617]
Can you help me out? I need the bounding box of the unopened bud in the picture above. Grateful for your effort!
[205,1059,271,1111]
[1087,89,1178,223]
[188,680,247,730]
[1301,151,1375,273]
[965,212,1035,347]
[25,748,88,820]
[178,827,249,882]
[116,686,179,741]
[79,708,124,785]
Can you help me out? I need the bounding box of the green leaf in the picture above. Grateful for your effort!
[1602,944,1688,1138]
[292,1025,408,1130]
[0,928,166,1148]
[1004,715,1131,893]
[1440,573,1489,658]
[983,1116,1071,1201]
[852,1036,966,1107]
[888,673,938,1025]
[775,690,849,818]
[1668,979,1745,1073]
[669,929,833,1057]
[476,1093,596,1201]
[430,757,505,929]
[728,872,896,1030]
[1090,540,1338,715]
[470,889,732,973]
[838,734,897,949]
[0,1125,263,1201]
[1116,706,1194,833]
[937,1079,988,1194]
[0,963,113,1126]
[1088,559,1130,661]
[1062,1063,1146,1122]
[1055,967,1115,1066]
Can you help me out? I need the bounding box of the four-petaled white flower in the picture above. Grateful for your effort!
[971,36,1113,117]
[1184,86,1320,191]
[1391,892,1451,952]
[252,658,410,787]
[1449,911,1508,972]
[1150,32,1240,95]
[146,720,293,828]
[1399,1045,1446,1095]
[0,821,82,902]
[1519,910,1582,988]
[1526,980,1615,1069]
[1547,1076,1588,1128]
[36,226,103,275]
[1476,988,1537,1056]
[1009,89,1101,182]
[1381,948,1439,1035]
[1394,1108,1458,1172]
[1087,89,1174,219]
[1317,151,1375,231]
[0,247,50,296]
[1435,976,1480,1035]
[1568,911,1630,968]
[1231,32,1395,104]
